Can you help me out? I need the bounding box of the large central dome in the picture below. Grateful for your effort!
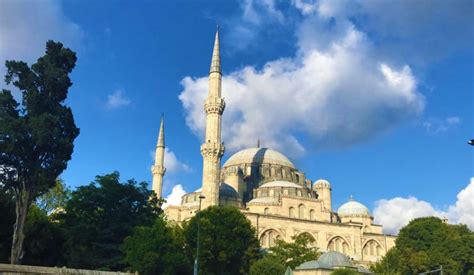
[223,147,295,168]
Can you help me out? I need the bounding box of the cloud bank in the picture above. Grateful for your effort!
[374,178,474,234]
[0,0,83,92]
[180,3,424,156]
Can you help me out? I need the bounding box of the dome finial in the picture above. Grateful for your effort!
[349,194,353,201]
[257,138,260,148]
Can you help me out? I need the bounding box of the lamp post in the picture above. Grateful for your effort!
[193,195,205,275]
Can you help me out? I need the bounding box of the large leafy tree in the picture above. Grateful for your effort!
[0,40,79,264]
[372,217,474,274]
[60,172,160,271]
[250,233,321,274]
[184,206,260,275]
[122,216,191,275]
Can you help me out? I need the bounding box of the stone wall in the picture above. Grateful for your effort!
[0,264,136,275]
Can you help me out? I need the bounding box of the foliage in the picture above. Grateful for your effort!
[35,179,70,215]
[22,205,64,266]
[0,40,79,263]
[330,269,359,275]
[250,233,320,274]
[122,216,190,275]
[184,206,260,275]
[269,233,321,269]
[59,172,160,271]
[0,188,15,263]
[249,254,286,275]
[372,217,474,274]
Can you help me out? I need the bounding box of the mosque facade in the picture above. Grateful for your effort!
[151,30,396,267]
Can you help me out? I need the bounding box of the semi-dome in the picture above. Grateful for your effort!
[337,197,370,216]
[223,147,295,168]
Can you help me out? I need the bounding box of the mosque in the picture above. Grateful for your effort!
[151,30,396,267]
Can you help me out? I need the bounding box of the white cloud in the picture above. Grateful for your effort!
[423,116,461,133]
[162,184,186,208]
[374,178,474,234]
[106,89,131,109]
[0,0,83,92]
[164,148,191,173]
[179,25,424,157]
[150,148,191,173]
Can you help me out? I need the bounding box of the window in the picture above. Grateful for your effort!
[298,204,305,219]
[264,207,269,215]
[289,207,295,218]
[328,236,350,254]
[309,209,315,220]
[363,240,382,257]
[260,230,280,248]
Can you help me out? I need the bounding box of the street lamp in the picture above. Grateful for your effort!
[193,195,205,275]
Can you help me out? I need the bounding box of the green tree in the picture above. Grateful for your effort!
[250,233,321,274]
[0,188,15,262]
[249,254,286,275]
[372,217,474,274]
[184,206,260,275]
[330,269,359,275]
[0,40,80,264]
[60,172,159,271]
[35,179,70,215]
[22,205,64,266]
[122,216,190,275]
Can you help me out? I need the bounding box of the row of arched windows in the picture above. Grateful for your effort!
[259,230,384,258]
[287,204,316,220]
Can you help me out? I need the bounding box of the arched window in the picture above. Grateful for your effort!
[264,207,269,215]
[327,236,350,254]
[298,204,305,219]
[309,209,315,220]
[289,207,295,218]
[363,240,382,257]
[260,230,280,248]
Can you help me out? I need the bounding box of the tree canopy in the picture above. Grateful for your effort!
[372,217,474,274]
[184,206,260,275]
[122,216,190,275]
[250,233,321,274]
[60,172,160,270]
[0,40,79,263]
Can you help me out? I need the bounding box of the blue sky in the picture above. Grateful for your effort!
[1,0,473,233]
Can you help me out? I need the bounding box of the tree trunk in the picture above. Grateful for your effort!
[10,187,30,264]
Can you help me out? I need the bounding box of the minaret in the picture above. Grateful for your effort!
[151,116,166,198]
[200,29,225,209]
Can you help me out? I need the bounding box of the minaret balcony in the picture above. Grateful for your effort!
[151,165,166,175]
[201,142,225,161]
[204,98,225,115]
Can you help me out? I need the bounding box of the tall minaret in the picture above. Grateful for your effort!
[151,116,166,198]
[200,29,225,209]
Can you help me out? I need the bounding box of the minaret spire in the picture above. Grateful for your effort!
[210,27,221,74]
[201,28,225,209]
[151,115,166,199]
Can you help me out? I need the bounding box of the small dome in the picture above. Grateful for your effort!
[313,179,330,189]
[260,180,302,189]
[317,251,353,268]
[223,147,295,168]
[337,197,370,216]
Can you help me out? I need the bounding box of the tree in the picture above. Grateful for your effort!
[372,217,474,274]
[22,205,64,266]
[250,233,321,274]
[330,269,359,275]
[35,179,70,215]
[122,216,191,275]
[0,188,15,263]
[249,254,286,275]
[183,206,260,275]
[60,172,160,270]
[0,40,80,264]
